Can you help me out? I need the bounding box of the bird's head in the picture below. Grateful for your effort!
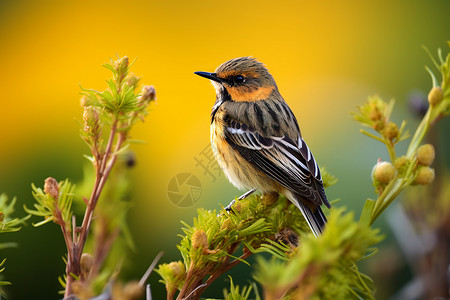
[195,57,277,102]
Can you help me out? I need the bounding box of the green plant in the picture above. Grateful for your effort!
[356,44,450,225]
[24,56,155,299]
[0,194,30,295]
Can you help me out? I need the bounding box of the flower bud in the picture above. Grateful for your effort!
[44,177,59,199]
[369,106,383,122]
[233,201,248,213]
[167,261,185,278]
[191,229,208,249]
[220,218,233,230]
[83,106,100,137]
[372,161,396,184]
[114,56,129,74]
[373,121,385,132]
[0,212,4,222]
[413,167,435,185]
[384,122,399,140]
[83,105,98,121]
[417,144,435,166]
[428,86,443,106]
[394,156,410,175]
[80,253,94,279]
[126,72,141,90]
[139,85,156,104]
[80,96,92,107]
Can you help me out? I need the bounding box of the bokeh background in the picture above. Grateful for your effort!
[0,0,449,299]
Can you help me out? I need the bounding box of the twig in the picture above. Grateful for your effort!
[199,251,253,296]
[182,283,207,300]
[139,251,165,287]
[65,120,120,298]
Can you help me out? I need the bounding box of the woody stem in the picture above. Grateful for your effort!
[64,119,125,298]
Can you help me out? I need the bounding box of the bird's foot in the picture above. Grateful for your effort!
[222,189,257,214]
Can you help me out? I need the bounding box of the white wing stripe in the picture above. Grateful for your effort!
[278,137,298,150]
[225,123,322,184]
[305,143,312,161]
[227,127,244,135]
[263,148,308,181]
[277,146,309,176]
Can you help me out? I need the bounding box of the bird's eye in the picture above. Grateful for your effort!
[234,75,245,84]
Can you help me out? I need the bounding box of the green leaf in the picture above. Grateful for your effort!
[360,198,376,225]
[102,62,116,73]
[0,194,30,233]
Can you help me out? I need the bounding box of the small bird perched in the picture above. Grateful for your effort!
[195,57,330,236]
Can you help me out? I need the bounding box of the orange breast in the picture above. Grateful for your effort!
[227,86,274,102]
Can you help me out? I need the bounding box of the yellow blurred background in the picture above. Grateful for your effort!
[0,0,449,299]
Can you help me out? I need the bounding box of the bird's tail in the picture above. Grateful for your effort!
[297,201,327,237]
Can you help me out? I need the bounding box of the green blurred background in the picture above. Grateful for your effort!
[0,0,449,299]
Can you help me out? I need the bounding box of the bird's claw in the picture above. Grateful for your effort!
[217,189,257,217]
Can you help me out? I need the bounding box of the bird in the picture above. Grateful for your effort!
[195,57,330,237]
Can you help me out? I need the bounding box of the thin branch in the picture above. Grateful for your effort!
[65,120,119,298]
[77,119,119,252]
[93,132,126,203]
[182,283,207,300]
[139,251,165,287]
[192,250,253,299]
[360,129,385,143]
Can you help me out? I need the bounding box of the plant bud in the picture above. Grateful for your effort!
[372,161,396,184]
[220,218,233,230]
[373,121,385,132]
[139,85,156,104]
[369,107,383,122]
[413,167,435,185]
[191,229,208,249]
[394,156,410,175]
[80,253,94,279]
[83,106,100,136]
[114,56,129,74]
[428,86,443,106]
[167,261,185,278]
[233,200,249,213]
[0,212,4,222]
[126,72,141,90]
[417,144,435,166]
[44,177,59,199]
[384,122,399,140]
[80,95,92,107]
[83,106,99,123]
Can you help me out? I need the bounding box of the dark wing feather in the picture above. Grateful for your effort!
[224,121,330,208]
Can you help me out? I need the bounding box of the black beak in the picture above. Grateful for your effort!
[194,71,222,83]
